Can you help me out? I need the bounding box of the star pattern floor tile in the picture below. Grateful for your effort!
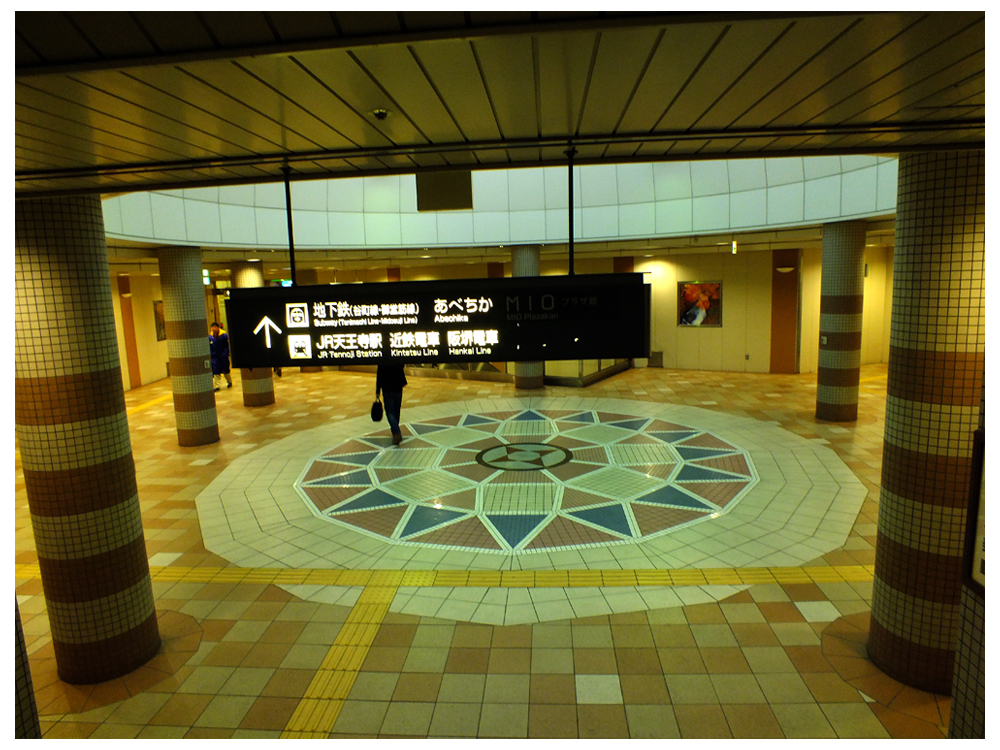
[292,407,759,553]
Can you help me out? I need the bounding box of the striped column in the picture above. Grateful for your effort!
[512,245,543,389]
[157,248,219,446]
[233,262,275,406]
[15,196,160,684]
[815,220,866,421]
[16,602,42,738]
[868,151,985,694]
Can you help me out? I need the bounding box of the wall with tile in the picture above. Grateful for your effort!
[635,251,771,373]
[110,274,170,390]
[102,156,897,249]
[800,246,893,375]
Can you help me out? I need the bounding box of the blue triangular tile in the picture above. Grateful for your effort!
[514,410,547,421]
[332,452,380,466]
[569,505,633,536]
[410,423,449,435]
[676,465,742,482]
[676,447,735,461]
[634,485,713,510]
[402,506,465,537]
[332,489,404,512]
[463,414,496,426]
[609,419,649,431]
[487,514,547,549]
[564,412,596,423]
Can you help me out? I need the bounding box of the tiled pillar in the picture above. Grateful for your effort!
[15,196,160,683]
[15,602,42,738]
[868,151,985,694]
[232,262,275,406]
[157,247,220,446]
[815,220,866,421]
[512,245,543,389]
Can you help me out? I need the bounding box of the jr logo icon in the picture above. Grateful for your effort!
[288,334,312,359]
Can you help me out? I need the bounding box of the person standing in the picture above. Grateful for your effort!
[209,322,232,390]
[376,363,407,445]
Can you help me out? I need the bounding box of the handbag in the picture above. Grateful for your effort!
[371,397,384,422]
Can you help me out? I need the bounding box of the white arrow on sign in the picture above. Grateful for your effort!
[253,316,283,348]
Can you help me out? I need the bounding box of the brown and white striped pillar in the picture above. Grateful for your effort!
[15,196,160,684]
[815,219,866,421]
[157,247,220,446]
[868,151,985,694]
[512,245,544,389]
[232,262,275,406]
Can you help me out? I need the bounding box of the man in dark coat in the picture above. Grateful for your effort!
[209,322,232,390]
[376,364,407,445]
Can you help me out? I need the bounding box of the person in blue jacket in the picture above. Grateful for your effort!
[209,322,232,390]
[376,364,407,445]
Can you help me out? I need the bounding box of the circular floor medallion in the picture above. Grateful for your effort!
[295,407,759,554]
[476,443,572,471]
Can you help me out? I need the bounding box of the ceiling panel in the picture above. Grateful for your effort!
[536,31,594,137]
[471,34,538,141]
[267,11,340,42]
[294,48,429,148]
[131,11,217,54]
[240,54,394,150]
[349,44,465,144]
[64,11,158,59]
[837,27,986,126]
[693,15,860,131]
[14,11,985,197]
[656,18,795,133]
[616,21,728,135]
[578,27,663,136]
[196,12,279,48]
[771,13,981,128]
[409,40,502,143]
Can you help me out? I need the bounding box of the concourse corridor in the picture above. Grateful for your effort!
[15,364,952,739]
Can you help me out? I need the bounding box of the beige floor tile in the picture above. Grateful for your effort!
[665,674,719,705]
[771,703,838,738]
[709,673,767,703]
[529,647,575,674]
[478,703,529,738]
[484,673,530,703]
[332,700,389,735]
[673,704,733,739]
[756,672,816,703]
[578,704,629,738]
[436,673,486,703]
[528,703,578,738]
[741,646,798,673]
[625,703,681,738]
[429,701,483,737]
[380,700,435,736]
[821,702,892,738]
[722,703,785,738]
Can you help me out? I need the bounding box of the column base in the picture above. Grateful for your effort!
[815,403,858,422]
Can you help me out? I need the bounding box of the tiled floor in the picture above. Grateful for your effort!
[15,364,951,738]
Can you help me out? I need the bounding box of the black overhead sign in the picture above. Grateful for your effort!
[225,273,650,368]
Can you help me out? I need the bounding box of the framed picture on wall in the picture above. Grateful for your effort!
[153,300,166,341]
[677,281,722,327]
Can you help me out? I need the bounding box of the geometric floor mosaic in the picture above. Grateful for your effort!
[196,395,866,623]
[296,408,758,554]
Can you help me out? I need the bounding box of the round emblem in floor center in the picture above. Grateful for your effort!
[476,442,573,471]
